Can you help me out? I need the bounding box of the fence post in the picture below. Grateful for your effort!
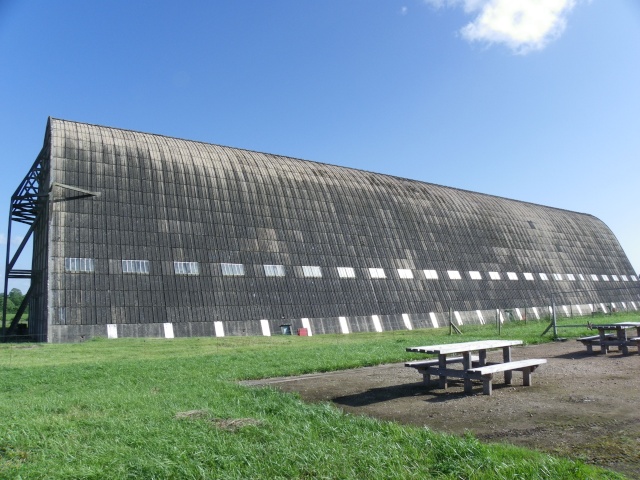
[552,294,558,337]
[448,307,462,335]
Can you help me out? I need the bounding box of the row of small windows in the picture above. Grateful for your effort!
[63,258,639,282]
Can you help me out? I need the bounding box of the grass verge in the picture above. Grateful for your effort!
[1,314,635,479]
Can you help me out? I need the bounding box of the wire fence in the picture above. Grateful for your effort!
[2,284,639,343]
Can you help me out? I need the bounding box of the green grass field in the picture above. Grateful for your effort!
[1,313,636,479]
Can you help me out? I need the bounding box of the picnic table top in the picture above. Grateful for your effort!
[407,339,523,355]
[591,322,640,329]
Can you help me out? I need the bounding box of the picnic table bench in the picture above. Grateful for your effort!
[406,340,546,396]
[467,358,547,395]
[576,334,616,353]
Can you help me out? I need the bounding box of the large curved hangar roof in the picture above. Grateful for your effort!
[33,118,639,337]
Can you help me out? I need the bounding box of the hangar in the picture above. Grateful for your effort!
[2,118,639,342]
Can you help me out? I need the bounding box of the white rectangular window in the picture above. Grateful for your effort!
[539,273,549,281]
[507,272,518,280]
[447,270,461,280]
[423,269,438,280]
[632,275,638,281]
[590,274,599,281]
[621,275,628,281]
[611,275,619,281]
[122,260,150,274]
[174,261,199,275]
[221,263,244,276]
[469,271,482,280]
[523,272,534,281]
[552,273,562,281]
[302,266,322,278]
[337,267,356,278]
[264,264,286,277]
[65,257,95,273]
[489,271,501,280]
[601,275,609,281]
[369,268,386,279]
[398,269,414,279]
[566,274,576,281]
[578,274,585,281]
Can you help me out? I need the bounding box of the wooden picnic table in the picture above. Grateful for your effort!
[585,322,640,355]
[406,340,546,395]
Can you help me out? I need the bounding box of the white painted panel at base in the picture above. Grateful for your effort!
[515,308,522,320]
[402,313,412,330]
[476,310,485,324]
[260,319,271,337]
[621,302,626,310]
[498,310,505,324]
[107,324,118,339]
[301,317,312,336]
[532,307,540,319]
[611,303,616,310]
[600,303,607,313]
[454,311,462,325]
[576,305,583,315]
[632,302,638,311]
[339,316,349,334]
[371,315,383,333]
[163,323,174,339]
[562,306,569,316]
[429,312,439,328]
[214,321,225,337]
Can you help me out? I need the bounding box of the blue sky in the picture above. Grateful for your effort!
[1,0,639,293]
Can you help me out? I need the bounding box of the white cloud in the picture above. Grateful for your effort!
[424,0,579,54]
[401,6,409,15]
[0,234,5,245]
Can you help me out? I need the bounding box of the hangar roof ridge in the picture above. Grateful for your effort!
[48,116,593,220]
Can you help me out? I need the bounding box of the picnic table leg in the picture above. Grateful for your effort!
[522,367,533,386]
[479,349,487,366]
[482,374,493,395]
[502,346,513,385]
[438,354,447,389]
[598,329,608,354]
[463,351,472,393]
[618,328,629,355]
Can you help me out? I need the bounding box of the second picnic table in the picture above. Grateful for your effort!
[578,322,640,355]
[406,340,546,395]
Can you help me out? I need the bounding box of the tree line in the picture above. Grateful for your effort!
[1,288,27,314]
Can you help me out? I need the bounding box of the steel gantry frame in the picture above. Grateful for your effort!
[1,153,47,341]
[1,143,100,341]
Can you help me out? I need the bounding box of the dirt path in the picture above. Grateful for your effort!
[243,341,640,477]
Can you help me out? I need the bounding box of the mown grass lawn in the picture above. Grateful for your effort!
[1,314,635,479]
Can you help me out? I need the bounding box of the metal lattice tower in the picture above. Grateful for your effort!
[1,154,47,340]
